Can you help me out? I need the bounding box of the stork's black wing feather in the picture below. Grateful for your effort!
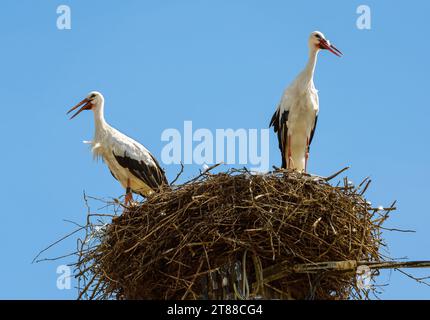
[113,151,168,191]
[309,115,318,147]
[109,170,118,181]
[148,152,169,186]
[270,108,289,169]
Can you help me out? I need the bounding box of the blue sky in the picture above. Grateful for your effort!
[0,0,429,299]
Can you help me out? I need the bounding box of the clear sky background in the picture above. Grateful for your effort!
[0,0,429,299]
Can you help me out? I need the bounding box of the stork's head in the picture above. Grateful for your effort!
[67,91,104,119]
[309,31,342,57]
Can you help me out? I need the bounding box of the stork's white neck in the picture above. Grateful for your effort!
[92,100,108,133]
[301,47,320,86]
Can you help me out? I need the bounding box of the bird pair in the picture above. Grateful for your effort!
[68,31,341,205]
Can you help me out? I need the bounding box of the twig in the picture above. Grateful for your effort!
[396,269,430,287]
[170,162,184,185]
[379,227,415,233]
[324,166,350,181]
[182,163,222,185]
[32,227,85,264]
[359,178,372,195]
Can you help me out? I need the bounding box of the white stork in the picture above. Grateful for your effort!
[67,91,168,204]
[270,31,342,172]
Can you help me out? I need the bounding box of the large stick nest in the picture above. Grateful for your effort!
[75,168,390,300]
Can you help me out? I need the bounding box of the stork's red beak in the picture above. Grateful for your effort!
[67,98,93,119]
[319,39,343,57]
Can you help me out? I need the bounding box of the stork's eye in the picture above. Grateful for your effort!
[315,34,321,39]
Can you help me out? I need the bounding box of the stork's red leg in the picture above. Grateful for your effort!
[287,135,292,169]
[305,137,310,173]
[125,178,133,205]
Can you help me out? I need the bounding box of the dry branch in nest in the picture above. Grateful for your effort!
[73,167,405,300]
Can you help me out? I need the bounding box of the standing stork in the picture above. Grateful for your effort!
[270,31,342,172]
[67,91,168,204]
